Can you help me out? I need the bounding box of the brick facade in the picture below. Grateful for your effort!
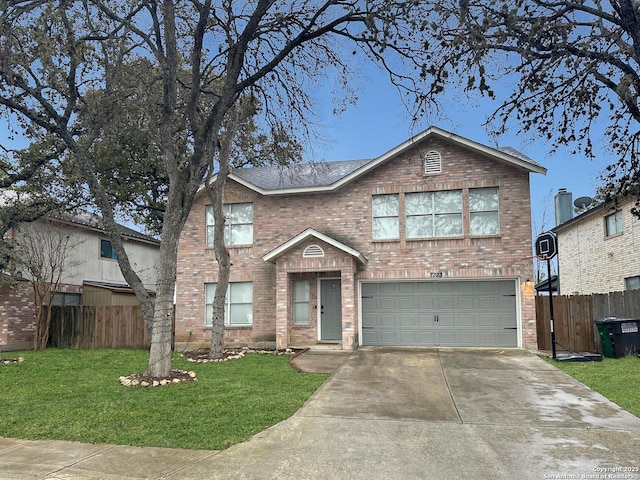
[175,133,539,350]
[556,197,640,294]
[0,279,36,351]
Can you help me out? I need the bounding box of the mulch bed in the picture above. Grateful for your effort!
[0,357,24,365]
[119,347,302,388]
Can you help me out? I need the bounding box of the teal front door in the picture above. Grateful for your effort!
[320,279,342,341]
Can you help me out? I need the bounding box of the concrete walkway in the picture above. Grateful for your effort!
[2,348,640,479]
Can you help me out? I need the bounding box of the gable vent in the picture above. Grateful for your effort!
[303,245,324,258]
[423,150,442,175]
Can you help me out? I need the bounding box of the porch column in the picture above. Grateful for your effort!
[340,262,357,350]
[275,265,289,350]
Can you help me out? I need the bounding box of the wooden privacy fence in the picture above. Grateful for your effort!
[47,305,152,349]
[536,290,640,353]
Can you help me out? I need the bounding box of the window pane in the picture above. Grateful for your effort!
[373,217,399,239]
[470,212,500,235]
[406,192,432,215]
[230,224,253,245]
[229,304,252,325]
[469,188,499,212]
[205,206,215,225]
[293,280,310,325]
[230,282,252,303]
[205,305,213,326]
[293,304,310,325]
[207,204,253,246]
[100,239,116,259]
[205,283,216,303]
[206,225,215,247]
[434,190,462,213]
[406,215,433,238]
[229,203,253,223]
[626,276,640,290]
[434,213,463,237]
[294,280,310,301]
[606,211,623,236]
[372,194,398,216]
[204,283,217,326]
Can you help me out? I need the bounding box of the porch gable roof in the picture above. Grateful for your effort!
[262,228,367,265]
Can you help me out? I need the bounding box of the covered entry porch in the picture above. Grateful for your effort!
[262,229,367,350]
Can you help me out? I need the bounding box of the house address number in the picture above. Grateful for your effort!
[430,272,444,278]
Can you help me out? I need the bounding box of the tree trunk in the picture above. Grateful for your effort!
[146,182,195,377]
[207,168,230,360]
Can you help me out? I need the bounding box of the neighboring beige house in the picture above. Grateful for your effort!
[175,126,546,351]
[0,212,160,350]
[554,195,640,295]
[44,212,160,305]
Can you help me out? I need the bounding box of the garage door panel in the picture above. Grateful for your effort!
[457,313,476,327]
[437,297,455,309]
[436,283,455,293]
[399,298,414,310]
[361,281,517,347]
[399,315,416,327]
[417,298,436,309]
[380,314,398,327]
[458,297,475,309]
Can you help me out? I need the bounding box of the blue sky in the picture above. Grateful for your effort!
[1,61,614,239]
[311,64,614,237]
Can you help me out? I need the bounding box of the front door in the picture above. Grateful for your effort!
[320,279,342,341]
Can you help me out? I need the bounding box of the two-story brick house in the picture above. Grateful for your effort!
[554,195,640,295]
[175,126,546,351]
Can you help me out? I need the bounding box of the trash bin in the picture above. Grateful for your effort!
[594,317,640,358]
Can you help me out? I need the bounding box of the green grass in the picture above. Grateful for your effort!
[0,349,328,450]
[546,355,640,418]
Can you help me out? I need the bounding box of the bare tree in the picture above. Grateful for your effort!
[421,0,640,210]
[14,219,82,350]
[1,1,441,377]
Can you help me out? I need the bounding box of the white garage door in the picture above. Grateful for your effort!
[361,281,518,347]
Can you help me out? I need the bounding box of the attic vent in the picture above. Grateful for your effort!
[423,150,442,175]
[303,245,324,258]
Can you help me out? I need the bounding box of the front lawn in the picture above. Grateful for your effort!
[0,348,328,450]
[547,355,640,418]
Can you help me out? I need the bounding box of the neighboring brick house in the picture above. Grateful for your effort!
[0,277,35,352]
[176,126,546,351]
[553,195,640,295]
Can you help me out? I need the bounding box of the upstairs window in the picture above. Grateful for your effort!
[100,239,117,259]
[605,210,623,237]
[372,194,399,240]
[206,203,253,246]
[406,190,462,238]
[470,187,500,235]
[423,150,442,175]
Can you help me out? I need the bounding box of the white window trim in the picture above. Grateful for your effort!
[372,193,400,240]
[605,210,623,237]
[204,282,253,327]
[205,203,254,246]
[469,187,500,236]
[405,190,463,239]
[293,280,311,325]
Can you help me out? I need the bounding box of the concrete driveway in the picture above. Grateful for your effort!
[2,347,639,479]
[169,347,640,479]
